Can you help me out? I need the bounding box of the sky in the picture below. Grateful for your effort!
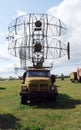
[0,0,81,78]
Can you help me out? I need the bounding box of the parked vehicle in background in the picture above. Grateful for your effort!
[70,72,77,82]
[70,68,81,83]
[77,68,81,82]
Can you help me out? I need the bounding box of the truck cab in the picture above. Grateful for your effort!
[20,67,58,104]
[70,72,77,82]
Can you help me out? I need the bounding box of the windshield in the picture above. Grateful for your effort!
[27,70,50,77]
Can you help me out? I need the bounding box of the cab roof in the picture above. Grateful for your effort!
[27,66,50,71]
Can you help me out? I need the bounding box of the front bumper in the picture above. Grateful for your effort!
[20,90,58,98]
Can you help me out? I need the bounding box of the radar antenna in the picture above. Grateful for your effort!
[7,13,70,68]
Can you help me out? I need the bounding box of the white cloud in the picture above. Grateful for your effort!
[0,34,21,77]
[11,10,27,20]
[46,0,81,74]
[16,10,27,17]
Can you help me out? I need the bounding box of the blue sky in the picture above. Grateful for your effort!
[0,0,81,77]
[0,0,62,31]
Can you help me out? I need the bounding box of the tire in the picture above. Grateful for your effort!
[51,92,58,102]
[50,95,57,102]
[21,95,27,104]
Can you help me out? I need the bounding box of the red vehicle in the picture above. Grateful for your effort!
[77,68,81,82]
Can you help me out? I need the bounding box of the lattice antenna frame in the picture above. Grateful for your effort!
[7,13,69,68]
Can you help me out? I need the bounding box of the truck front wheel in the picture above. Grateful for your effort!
[50,95,56,102]
[21,95,27,104]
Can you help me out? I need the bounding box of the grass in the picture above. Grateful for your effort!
[0,78,81,130]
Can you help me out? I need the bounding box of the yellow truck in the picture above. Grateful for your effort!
[70,68,81,83]
[20,67,58,104]
[70,72,77,82]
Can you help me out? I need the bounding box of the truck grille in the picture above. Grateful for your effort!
[29,84,48,91]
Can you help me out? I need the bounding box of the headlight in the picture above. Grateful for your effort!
[22,86,27,90]
[51,86,55,90]
[51,84,55,90]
